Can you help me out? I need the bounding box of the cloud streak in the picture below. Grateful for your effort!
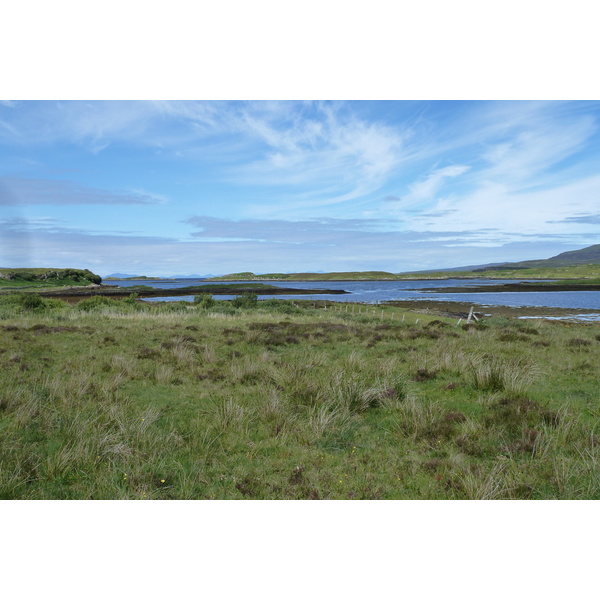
[393,164,471,207]
[0,177,167,206]
[404,174,600,244]
[185,215,393,245]
[2,214,596,276]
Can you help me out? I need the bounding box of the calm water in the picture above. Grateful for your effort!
[108,278,600,320]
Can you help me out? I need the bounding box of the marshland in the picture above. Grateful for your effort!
[1,290,599,499]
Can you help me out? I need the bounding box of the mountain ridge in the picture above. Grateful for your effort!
[472,244,600,272]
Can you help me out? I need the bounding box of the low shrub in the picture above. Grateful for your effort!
[232,293,258,309]
[194,294,216,309]
[0,292,65,313]
[76,296,116,311]
[260,299,301,314]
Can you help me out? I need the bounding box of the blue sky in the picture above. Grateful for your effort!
[1,100,600,276]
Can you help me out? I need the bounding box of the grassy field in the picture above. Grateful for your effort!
[1,292,599,499]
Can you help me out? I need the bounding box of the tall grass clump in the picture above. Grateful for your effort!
[465,354,539,395]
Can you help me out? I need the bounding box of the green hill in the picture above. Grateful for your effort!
[475,244,600,271]
[0,268,102,288]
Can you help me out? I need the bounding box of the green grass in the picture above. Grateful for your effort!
[1,293,599,499]
[474,268,600,281]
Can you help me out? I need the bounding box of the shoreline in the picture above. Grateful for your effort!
[419,282,600,293]
[381,299,600,321]
[204,276,548,282]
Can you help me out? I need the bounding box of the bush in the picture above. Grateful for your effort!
[121,293,148,311]
[40,298,69,310]
[76,296,116,311]
[232,293,258,309]
[0,292,44,311]
[260,299,301,314]
[18,294,44,310]
[195,294,216,309]
[213,304,239,315]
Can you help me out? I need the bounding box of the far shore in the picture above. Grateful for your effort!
[25,283,349,300]
[420,282,600,293]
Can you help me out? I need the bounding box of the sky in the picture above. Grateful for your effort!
[1,100,600,276]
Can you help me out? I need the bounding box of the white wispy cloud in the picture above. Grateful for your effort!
[480,113,596,184]
[0,101,172,152]
[0,101,411,212]
[382,101,600,248]
[408,174,600,245]
[220,102,410,210]
[395,164,471,206]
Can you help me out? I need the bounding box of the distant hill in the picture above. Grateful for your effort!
[474,244,600,272]
[207,271,399,281]
[409,262,507,274]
